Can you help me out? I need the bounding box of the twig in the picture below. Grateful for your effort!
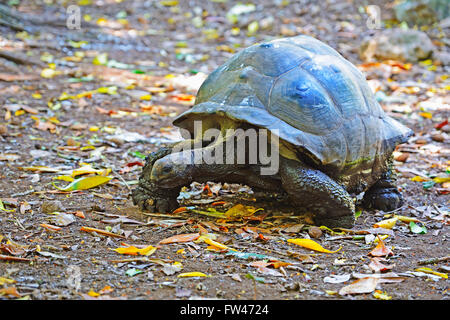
[417,256,450,266]
[0,254,31,262]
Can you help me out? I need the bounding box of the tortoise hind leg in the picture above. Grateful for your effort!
[279,158,355,228]
[362,166,403,212]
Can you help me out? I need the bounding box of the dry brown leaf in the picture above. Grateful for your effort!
[339,277,379,295]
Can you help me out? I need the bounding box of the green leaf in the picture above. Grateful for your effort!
[422,181,435,189]
[409,222,427,234]
[125,268,143,277]
[354,210,362,220]
[129,151,146,159]
[245,273,265,283]
[0,199,15,212]
[226,250,273,260]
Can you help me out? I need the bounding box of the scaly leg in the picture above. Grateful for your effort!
[362,161,403,211]
[279,157,355,228]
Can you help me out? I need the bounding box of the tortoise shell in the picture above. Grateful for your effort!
[173,35,412,176]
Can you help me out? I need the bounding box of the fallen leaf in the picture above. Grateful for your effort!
[368,258,394,273]
[368,236,393,257]
[177,272,209,278]
[53,175,112,191]
[80,226,125,239]
[339,277,379,295]
[287,238,341,253]
[161,261,183,275]
[373,290,392,300]
[40,223,62,232]
[323,274,351,284]
[159,233,200,244]
[373,217,398,229]
[415,267,448,279]
[409,222,427,234]
[0,287,21,298]
[112,245,156,256]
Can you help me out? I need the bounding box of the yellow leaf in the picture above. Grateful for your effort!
[32,93,42,99]
[203,237,234,251]
[419,112,432,119]
[394,215,422,224]
[287,238,341,253]
[75,90,95,99]
[247,21,259,36]
[113,245,156,256]
[411,176,430,182]
[433,176,450,184]
[59,92,75,101]
[41,68,60,79]
[373,217,398,229]
[69,40,88,48]
[92,53,108,65]
[139,94,152,101]
[415,267,448,279]
[0,277,15,285]
[373,234,389,243]
[160,0,179,6]
[373,290,392,300]
[224,204,263,218]
[53,175,112,191]
[53,175,75,182]
[177,272,209,278]
[96,86,117,95]
[87,289,100,297]
[18,166,61,173]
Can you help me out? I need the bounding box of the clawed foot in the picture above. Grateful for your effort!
[363,187,403,212]
[132,147,180,213]
[132,184,179,213]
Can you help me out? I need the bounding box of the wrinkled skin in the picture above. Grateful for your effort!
[132,137,403,228]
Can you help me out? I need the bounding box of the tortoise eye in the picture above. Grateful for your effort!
[162,165,172,174]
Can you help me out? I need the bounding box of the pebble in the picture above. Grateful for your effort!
[440,124,450,133]
[0,125,7,135]
[431,133,445,143]
[41,200,65,213]
[308,226,323,238]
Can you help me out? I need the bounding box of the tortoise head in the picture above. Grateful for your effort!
[150,152,193,188]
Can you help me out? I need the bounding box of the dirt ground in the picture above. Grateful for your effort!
[0,0,448,302]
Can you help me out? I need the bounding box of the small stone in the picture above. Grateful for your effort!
[41,200,65,213]
[393,152,409,162]
[308,226,323,239]
[415,138,428,144]
[360,28,435,63]
[431,133,445,142]
[66,138,77,146]
[0,125,7,135]
[441,124,450,133]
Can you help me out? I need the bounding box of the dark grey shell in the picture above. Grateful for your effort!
[173,35,413,175]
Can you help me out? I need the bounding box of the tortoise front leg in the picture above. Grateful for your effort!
[279,158,355,228]
[362,164,403,212]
